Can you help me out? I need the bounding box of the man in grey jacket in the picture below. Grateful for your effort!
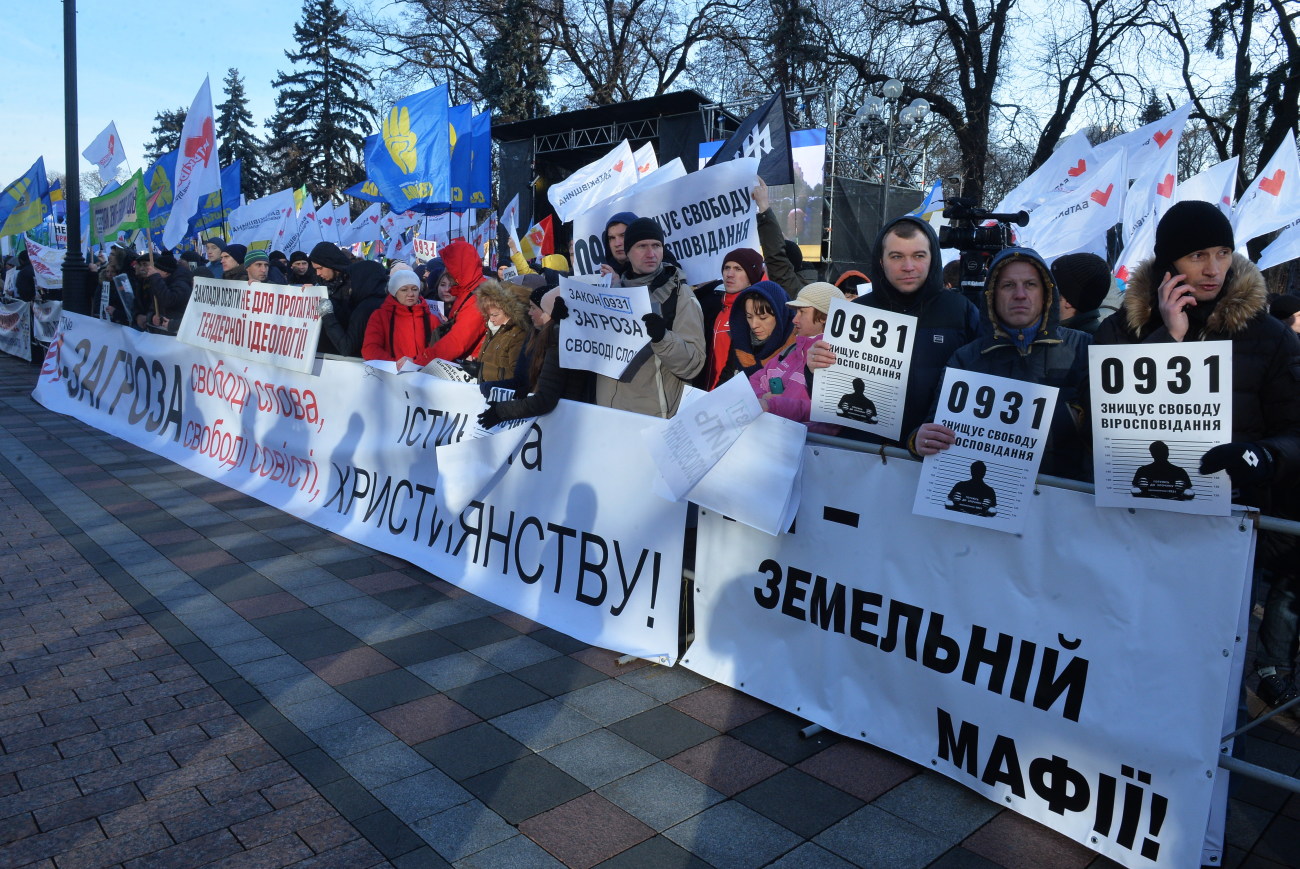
[595,218,705,418]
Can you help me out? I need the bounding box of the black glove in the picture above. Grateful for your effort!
[551,297,569,321]
[477,403,504,430]
[1200,442,1274,487]
[643,312,667,343]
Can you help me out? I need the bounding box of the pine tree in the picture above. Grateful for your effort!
[217,68,268,200]
[479,0,550,123]
[143,107,187,162]
[266,0,374,198]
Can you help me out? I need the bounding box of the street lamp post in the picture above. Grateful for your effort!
[62,0,89,314]
[856,79,930,229]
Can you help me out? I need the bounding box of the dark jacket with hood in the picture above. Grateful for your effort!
[854,216,980,443]
[1094,253,1300,503]
[429,240,487,362]
[928,247,1092,480]
[722,280,797,381]
[320,261,388,358]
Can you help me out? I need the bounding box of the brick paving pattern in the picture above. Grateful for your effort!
[1,350,1297,868]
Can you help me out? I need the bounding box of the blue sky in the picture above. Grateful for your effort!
[1,2,305,187]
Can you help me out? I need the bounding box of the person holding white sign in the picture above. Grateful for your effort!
[1093,199,1300,708]
[597,218,705,418]
[913,247,1091,479]
[809,216,979,445]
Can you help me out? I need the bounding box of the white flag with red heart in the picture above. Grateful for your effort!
[1018,150,1127,259]
[1095,102,1192,181]
[633,142,659,178]
[1176,157,1238,215]
[346,203,384,245]
[995,131,1094,217]
[547,139,638,223]
[1232,131,1300,245]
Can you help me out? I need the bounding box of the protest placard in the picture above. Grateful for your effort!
[643,374,761,501]
[810,297,916,441]
[913,368,1058,534]
[177,277,325,374]
[556,275,652,379]
[1089,342,1233,515]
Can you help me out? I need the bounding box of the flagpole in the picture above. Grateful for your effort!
[61,0,90,314]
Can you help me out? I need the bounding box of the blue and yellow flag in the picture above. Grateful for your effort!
[448,103,473,206]
[343,176,387,203]
[144,150,178,246]
[365,84,451,212]
[467,111,492,207]
[193,161,242,238]
[0,157,51,236]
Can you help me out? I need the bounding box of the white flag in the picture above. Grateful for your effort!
[547,139,639,223]
[1232,131,1300,246]
[347,203,384,245]
[501,193,521,247]
[228,188,295,248]
[24,236,65,290]
[1257,217,1300,271]
[995,131,1094,216]
[1095,101,1192,181]
[1019,150,1127,260]
[1113,142,1180,282]
[633,142,659,178]
[82,122,126,185]
[1176,157,1239,215]
[382,210,420,237]
[162,78,221,250]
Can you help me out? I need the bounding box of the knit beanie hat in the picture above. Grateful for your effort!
[622,217,664,251]
[388,268,420,296]
[154,252,178,273]
[244,249,269,266]
[723,248,765,286]
[540,287,564,316]
[309,241,351,271]
[203,237,226,252]
[289,250,310,265]
[1154,200,1234,264]
[1051,252,1111,312]
[224,244,247,265]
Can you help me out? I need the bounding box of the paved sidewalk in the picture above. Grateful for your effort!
[0,351,1297,869]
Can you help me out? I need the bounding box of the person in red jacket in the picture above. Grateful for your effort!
[428,239,488,363]
[362,269,442,369]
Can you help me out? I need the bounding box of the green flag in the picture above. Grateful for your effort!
[89,170,149,245]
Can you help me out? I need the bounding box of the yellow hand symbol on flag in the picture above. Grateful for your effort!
[384,106,419,173]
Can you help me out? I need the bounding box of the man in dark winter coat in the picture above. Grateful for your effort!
[289,250,316,283]
[138,252,193,333]
[809,216,980,445]
[1094,199,1300,708]
[913,246,1092,480]
[318,260,388,358]
[309,241,354,354]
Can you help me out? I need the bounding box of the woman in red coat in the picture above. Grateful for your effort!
[362,269,442,369]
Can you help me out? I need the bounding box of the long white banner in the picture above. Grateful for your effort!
[0,300,32,361]
[32,313,686,661]
[686,447,1249,869]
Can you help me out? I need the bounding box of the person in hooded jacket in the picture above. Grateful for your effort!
[913,246,1092,480]
[1094,200,1300,708]
[362,269,442,367]
[309,241,355,353]
[598,211,639,278]
[809,216,980,444]
[474,280,533,383]
[428,239,488,363]
[317,260,388,358]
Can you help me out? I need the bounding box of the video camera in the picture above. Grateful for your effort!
[938,198,1029,306]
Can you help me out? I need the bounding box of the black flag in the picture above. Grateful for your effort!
[705,92,795,186]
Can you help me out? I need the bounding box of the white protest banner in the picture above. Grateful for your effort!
[33,313,686,662]
[177,277,325,374]
[413,238,438,259]
[24,236,64,290]
[688,445,1251,869]
[633,142,658,177]
[83,121,126,184]
[995,131,1094,216]
[1095,101,1192,181]
[913,368,1058,535]
[1257,216,1300,271]
[643,373,762,501]
[433,385,537,514]
[229,188,295,248]
[570,159,690,275]
[1089,342,1232,516]
[1232,130,1300,246]
[32,301,63,344]
[1019,150,1126,260]
[557,275,653,378]
[810,297,916,441]
[548,139,639,223]
[1176,157,1238,214]
[0,300,32,361]
[586,158,760,285]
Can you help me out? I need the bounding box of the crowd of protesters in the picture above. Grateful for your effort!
[5,180,1297,712]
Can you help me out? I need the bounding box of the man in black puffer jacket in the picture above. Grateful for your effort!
[1094,199,1300,709]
